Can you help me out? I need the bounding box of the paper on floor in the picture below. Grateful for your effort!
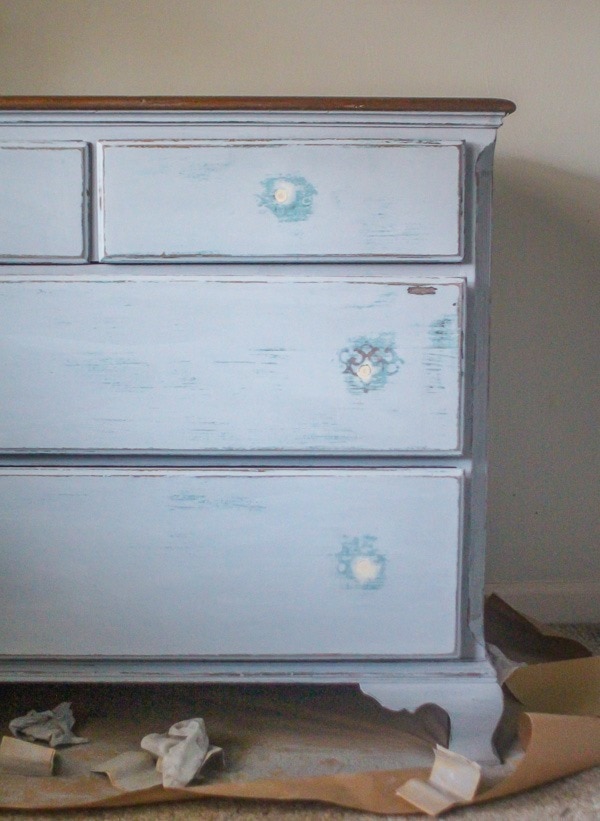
[9,701,88,747]
[506,656,600,716]
[0,736,56,777]
[93,718,224,791]
[396,745,482,816]
[141,717,223,788]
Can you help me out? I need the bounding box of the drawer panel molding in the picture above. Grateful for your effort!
[98,139,464,261]
[0,468,462,659]
[0,142,89,262]
[0,274,465,454]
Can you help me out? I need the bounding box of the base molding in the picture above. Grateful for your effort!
[486,580,600,623]
[0,657,503,763]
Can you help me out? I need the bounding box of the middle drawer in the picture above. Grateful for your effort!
[1,273,464,453]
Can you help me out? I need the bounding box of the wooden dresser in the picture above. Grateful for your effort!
[0,97,515,761]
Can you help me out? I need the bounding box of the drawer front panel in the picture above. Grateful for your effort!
[0,275,464,453]
[0,142,88,262]
[0,468,462,658]
[99,140,463,261]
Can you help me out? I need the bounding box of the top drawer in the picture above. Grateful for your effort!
[99,139,464,262]
[0,142,89,263]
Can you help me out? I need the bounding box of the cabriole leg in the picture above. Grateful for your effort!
[359,675,503,764]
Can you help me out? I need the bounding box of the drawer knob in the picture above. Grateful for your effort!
[356,362,373,383]
[352,556,381,584]
[274,186,292,204]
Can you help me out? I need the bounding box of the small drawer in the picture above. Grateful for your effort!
[98,139,463,261]
[0,468,462,658]
[0,142,89,262]
[0,273,464,454]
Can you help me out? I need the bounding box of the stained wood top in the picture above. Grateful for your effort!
[0,96,516,114]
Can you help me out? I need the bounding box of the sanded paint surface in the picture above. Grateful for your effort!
[0,275,464,453]
[98,140,463,260]
[0,468,462,658]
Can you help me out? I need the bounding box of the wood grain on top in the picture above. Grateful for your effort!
[0,96,516,113]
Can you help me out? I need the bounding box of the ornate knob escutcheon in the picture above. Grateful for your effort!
[339,334,402,393]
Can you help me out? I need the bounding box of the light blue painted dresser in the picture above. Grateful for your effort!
[0,96,515,761]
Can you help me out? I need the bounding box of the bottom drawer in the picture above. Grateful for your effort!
[0,468,462,659]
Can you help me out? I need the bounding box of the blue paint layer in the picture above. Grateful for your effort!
[336,535,386,590]
[429,315,457,349]
[339,333,402,394]
[169,493,265,511]
[177,160,231,181]
[258,175,317,222]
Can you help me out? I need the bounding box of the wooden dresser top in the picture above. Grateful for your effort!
[0,96,516,113]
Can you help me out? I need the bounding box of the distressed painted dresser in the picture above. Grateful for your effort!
[0,97,515,761]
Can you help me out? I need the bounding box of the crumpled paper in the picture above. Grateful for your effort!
[140,718,223,788]
[9,702,88,748]
[397,745,482,816]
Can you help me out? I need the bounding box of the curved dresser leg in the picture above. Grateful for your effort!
[359,673,504,764]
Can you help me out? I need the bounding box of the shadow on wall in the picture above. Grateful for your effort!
[487,158,599,584]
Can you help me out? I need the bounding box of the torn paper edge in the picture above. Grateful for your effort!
[396,744,482,816]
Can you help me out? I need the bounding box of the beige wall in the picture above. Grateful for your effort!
[1,0,598,619]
